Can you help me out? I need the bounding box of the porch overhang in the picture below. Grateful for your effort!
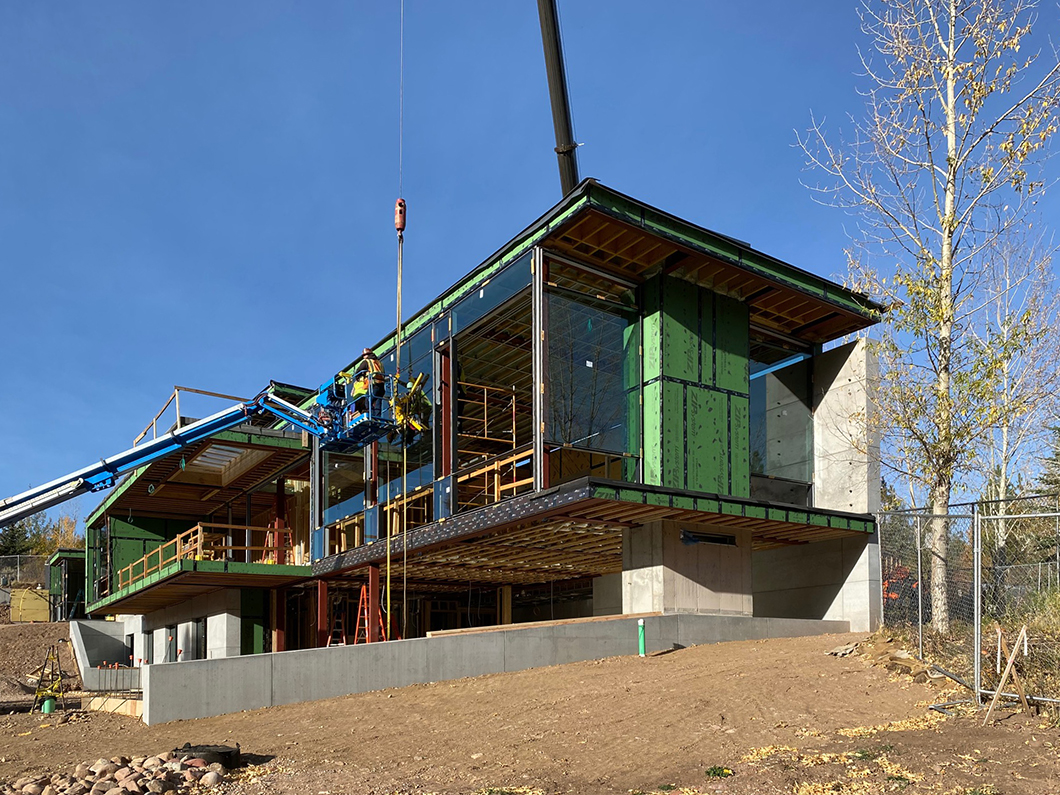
[313,477,875,588]
[87,559,311,615]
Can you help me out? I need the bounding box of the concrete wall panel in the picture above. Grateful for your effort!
[142,613,849,724]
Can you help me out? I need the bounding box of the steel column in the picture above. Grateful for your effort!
[368,564,381,642]
[316,579,328,649]
[532,247,546,491]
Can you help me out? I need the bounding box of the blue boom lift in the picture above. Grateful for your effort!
[0,371,427,529]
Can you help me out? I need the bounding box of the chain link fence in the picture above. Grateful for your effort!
[0,555,47,588]
[880,495,1060,704]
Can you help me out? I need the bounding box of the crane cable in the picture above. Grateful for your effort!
[392,0,408,641]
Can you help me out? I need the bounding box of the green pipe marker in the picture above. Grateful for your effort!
[638,618,646,657]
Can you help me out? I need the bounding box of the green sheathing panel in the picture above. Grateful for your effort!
[715,296,749,393]
[642,381,663,486]
[730,395,750,496]
[686,386,727,493]
[241,588,268,655]
[641,276,751,497]
[108,517,196,592]
[642,276,662,383]
[661,276,698,382]
[661,380,685,489]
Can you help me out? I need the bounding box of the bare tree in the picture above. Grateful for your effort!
[977,222,1059,500]
[973,221,1059,592]
[799,0,1060,631]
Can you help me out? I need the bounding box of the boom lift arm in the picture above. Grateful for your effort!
[0,375,428,529]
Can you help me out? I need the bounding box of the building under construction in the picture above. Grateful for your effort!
[48,179,882,674]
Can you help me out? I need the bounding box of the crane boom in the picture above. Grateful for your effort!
[537,0,580,195]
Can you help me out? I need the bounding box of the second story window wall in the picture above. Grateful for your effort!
[544,256,641,485]
[749,347,814,506]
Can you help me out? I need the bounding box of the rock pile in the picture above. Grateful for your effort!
[2,751,228,795]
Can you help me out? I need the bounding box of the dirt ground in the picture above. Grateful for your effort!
[0,632,1058,794]
[0,622,80,708]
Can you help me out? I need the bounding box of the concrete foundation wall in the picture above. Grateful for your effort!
[622,520,752,615]
[813,340,880,516]
[69,620,140,691]
[142,612,848,724]
[129,589,243,663]
[753,534,882,632]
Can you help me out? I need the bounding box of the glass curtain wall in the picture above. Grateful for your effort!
[449,253,534,513]
[544,257,641,485]
[749,352,813,505]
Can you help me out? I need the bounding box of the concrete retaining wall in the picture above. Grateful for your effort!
[142,613,847,724]
[69,620,140,691]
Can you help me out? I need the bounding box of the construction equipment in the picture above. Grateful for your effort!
[353,584,388,644]
[537,0,580,195]
[31,643,68,712]
[0,373,430,530]
[327,596,348,647]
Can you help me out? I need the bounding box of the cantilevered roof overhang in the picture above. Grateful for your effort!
[86,425,310,530]
[346,178,883,375]
[314,478,875,588]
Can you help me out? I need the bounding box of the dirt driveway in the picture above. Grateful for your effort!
[1,632,1057,794]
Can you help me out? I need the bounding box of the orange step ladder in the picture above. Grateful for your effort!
[353,585,388,644]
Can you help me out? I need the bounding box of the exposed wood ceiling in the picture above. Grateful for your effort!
[542,208,873,353]
[89,428,310,528]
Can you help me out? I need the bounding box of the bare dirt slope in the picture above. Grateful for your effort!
[0,622,80,707]
[1,632,1058,794]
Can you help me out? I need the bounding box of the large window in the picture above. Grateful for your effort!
[749,353,813,502]
[545,258,640,485]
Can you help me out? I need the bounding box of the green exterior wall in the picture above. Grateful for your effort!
[241,588,268,655]
[641,275,750,497]
[87,516,197,605]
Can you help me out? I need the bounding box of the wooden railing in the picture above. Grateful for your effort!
[115,523,294,591]
[455,444,534,512]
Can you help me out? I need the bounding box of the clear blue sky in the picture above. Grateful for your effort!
[0,2,1051,517]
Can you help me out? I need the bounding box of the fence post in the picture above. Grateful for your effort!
[915,516,923,661]
[973,504,982,705]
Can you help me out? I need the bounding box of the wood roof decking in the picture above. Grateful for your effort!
[86,427,310,529]
[541,207,871,349]
[314,478,874,589]
[362,179,881,371]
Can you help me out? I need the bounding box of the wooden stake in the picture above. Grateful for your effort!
[983,624,1029,725]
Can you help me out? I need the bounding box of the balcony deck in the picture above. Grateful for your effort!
[89,523,311,614]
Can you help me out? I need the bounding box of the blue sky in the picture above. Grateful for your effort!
[1,2,1053,518]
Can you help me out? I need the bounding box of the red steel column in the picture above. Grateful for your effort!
[274,587,286,652]
[367,564,381,642]
[316,579,328,648]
